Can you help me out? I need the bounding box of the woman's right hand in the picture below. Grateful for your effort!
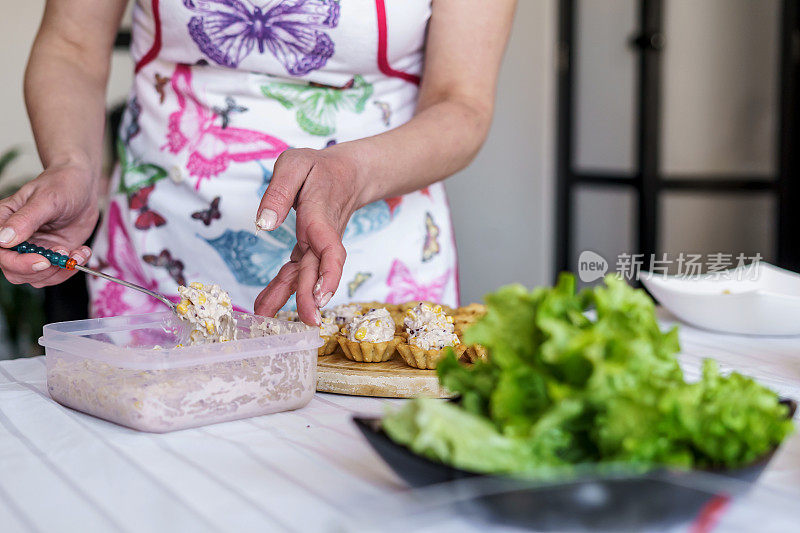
[0,162,99,287]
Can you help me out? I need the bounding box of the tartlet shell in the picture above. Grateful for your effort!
[396,342,467,370]
[318,335,340,356]
[455,303,487,316]
[454,318,477,335]
[337,336,400,363]
[465,344,489,363]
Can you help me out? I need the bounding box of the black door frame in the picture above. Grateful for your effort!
[555,0,796,279]
[778,0,800,272]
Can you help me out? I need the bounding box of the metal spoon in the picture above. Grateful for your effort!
[11,241,177,312]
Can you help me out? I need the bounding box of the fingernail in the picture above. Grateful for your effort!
[70,253,86,265]
[255,209,278,231]
[314,308,321,326]
[0,227,15,244]
[317,291,332,308]
[32,261,50,272]
[313,275,324,296]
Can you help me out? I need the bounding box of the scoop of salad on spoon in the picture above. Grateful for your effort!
[12,241,288,345]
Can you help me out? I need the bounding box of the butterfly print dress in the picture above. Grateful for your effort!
[89,0,459,316]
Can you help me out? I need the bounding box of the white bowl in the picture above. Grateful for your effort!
[640,262,800,336]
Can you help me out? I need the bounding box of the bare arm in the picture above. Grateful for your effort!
[0,0,127,287]
[26,0,126,174]
[340,0,517,202]
[255,0,517,324]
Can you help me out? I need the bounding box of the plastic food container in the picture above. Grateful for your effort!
[39,312,322,433]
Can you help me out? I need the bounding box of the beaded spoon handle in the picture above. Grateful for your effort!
[11,241,177,312]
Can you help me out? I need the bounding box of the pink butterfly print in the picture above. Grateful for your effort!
[163,64,289,189]
[385,259,452,304]
[92,201,162,317]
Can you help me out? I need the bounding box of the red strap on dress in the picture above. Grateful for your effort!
[134,0,163,74]
[375,0,421,85]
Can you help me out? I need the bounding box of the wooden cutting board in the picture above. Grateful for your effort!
[316,352,453,398]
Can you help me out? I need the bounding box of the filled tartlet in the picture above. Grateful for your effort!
[453,303,489,363]
[317,315,341,356]
[272,300,490,363]
[337,308,400,362]
[325,303,363,327]
[455,302,487,317]
[318,303,365,356]
[463,343,489,363]
[453,303,487,331]
[399,300,455,315]
[275,305,363,356]
[397,303,466,369]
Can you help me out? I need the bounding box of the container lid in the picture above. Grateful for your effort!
[39,311,323,370]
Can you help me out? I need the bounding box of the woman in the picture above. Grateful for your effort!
[0,0,515,326]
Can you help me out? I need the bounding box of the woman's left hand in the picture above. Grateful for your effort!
[252,0,517,325]
[253,147,364,325]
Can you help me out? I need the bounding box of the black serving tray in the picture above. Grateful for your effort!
[353,399,795,532]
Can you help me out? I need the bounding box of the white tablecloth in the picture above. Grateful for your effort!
[1,309,799,532]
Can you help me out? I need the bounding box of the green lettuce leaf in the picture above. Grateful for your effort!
[381,399,537,474]
[384,274,793,474]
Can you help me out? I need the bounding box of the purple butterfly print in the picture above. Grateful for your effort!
[143,249,187,286]
[191,196,222,225]
[184,0,340,76]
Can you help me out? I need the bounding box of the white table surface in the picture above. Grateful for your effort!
[1,309,799,533]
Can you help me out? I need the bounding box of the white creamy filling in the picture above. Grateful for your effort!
[345,308,394,343]
[409,329,460,350]
[319,316,340,337]
[404,304,450,332]
[404,303,460,350]
[324,303,363,326]
[177,283,237,344]
[278,309,339,336]
[249,318,293,337]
